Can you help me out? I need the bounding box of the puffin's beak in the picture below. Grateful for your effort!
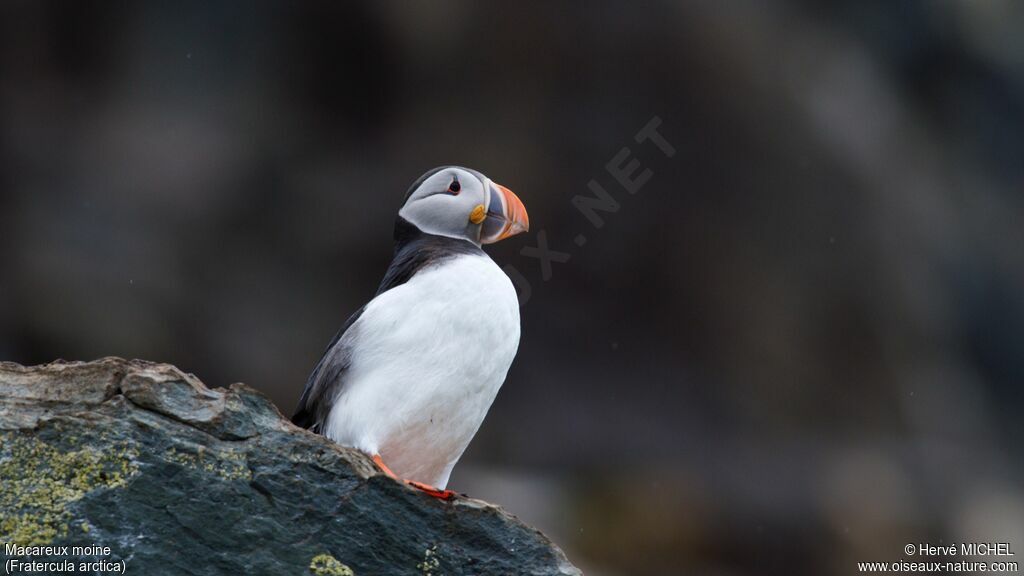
[480,182,530,244]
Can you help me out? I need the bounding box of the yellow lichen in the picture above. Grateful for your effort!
[163,446,251,481]
[0,431,139,547]
[417,545,440,575]
[309,553,355,576]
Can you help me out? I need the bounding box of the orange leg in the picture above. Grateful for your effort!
[371,454,456,500]
[372,454,398,479]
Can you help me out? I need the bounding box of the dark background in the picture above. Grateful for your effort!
[2,1,1023,574]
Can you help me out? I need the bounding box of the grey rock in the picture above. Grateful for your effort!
[0,358,581,576]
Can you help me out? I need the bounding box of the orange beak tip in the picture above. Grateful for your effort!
[499,184,529,237]
[482,182,530,243]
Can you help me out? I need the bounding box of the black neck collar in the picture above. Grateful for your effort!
[378,216,484,295]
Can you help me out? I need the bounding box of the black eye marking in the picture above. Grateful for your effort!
[448,177,461,194]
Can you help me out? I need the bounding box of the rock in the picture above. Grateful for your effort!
[0,358,581,576]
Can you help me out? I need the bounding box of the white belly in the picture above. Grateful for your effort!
[323,253,521,488]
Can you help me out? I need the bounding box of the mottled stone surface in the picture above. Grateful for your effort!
[0,358,580,576]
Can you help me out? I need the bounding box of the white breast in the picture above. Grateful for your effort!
[323,253,521,488]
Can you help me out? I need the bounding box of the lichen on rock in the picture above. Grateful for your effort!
[0,430,139,546]
[417,545,440,575]
[309,553,355,576]
[162,445,251,482]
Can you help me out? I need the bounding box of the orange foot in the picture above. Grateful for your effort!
[405,480,456,500]
[372,454,457,500]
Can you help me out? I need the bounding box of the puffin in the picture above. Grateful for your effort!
[292,166,529,499]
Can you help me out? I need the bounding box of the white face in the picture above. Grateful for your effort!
[399,166,530,245]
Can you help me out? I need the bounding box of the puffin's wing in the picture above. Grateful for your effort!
[291,305,366,432]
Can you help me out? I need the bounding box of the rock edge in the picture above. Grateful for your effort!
[0,357,581,576]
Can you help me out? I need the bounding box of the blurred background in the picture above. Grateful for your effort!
[2,1,1023,574]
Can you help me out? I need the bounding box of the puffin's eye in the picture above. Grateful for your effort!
[448,179,461,194]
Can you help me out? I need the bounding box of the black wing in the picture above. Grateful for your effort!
[290,305,365,432]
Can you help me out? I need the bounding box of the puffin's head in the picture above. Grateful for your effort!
[399,166,529,246]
